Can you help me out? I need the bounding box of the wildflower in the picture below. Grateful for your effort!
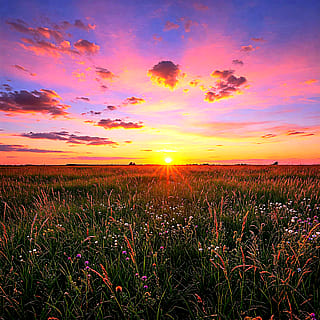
[85,261,89,265]
[67,257,72,261]
[115,285,123,292]
[126,257,130,261]
[297,268,302,272]
[135,273,139,277]
[122,251,127,255]
[76,254,81,258]
[160,246,164,250]
[141,276,147,281]
[143,285,148,289]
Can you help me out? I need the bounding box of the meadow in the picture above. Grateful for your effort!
[0,165,319,320]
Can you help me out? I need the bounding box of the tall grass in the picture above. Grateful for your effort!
[0,165,319,319]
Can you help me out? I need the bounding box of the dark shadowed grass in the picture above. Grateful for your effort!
[0,165,319,319]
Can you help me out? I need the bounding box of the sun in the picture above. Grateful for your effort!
[164,157,173,164]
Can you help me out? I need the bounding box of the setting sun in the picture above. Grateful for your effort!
[164,157,173,164]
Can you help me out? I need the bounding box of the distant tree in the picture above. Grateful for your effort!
[272,161,278,165]
[129,162,136,165]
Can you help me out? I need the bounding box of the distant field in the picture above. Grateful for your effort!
[0,165,319,319]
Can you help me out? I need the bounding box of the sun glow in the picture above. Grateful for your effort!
[164,157,173,164]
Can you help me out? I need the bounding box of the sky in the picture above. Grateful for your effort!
[0,0,319,165]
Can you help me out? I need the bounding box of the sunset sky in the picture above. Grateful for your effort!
[1,0,319,165]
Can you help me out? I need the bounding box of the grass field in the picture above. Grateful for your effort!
[0,165,319,319]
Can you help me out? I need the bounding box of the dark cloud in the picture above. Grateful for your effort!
[97,119,144,129]
[76,96,90,101]
[232,59,244,66]
[0,143,65,153]
[2,84,13,91]
[96,67,116,81]
[227,75,247,86]
[74,39,99,54]
[106,105,117,111]
[211,70,234,79]
[261,134,277,138]
[20,131,118,146]
[141,149,152,152]
[148,61,181,90]
[164,21,179,31]
[251,37,265,42]
[240,45,256,52]
[13,65,36,76]
[81,110,102,116]
[123,97,145,105]
[0,89,69,116]
[124,140,132,144]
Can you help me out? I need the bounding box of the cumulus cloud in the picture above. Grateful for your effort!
[148,61,181,90]
[97,119,144,129]
[74,39,99,54]
[95,67,117,81]
[164,21,179,31]
[123,97,145,105]
[205,71,247,103]
[211,69,234,79]
[232,59,244,66]
[0,143,65,153]
[0,89,70,116]
[240,45,257,52]
[20,131,118,146]
[227,75,247,86]
[13,64,36,76]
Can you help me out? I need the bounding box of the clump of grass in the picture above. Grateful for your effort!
[0,165,319,319]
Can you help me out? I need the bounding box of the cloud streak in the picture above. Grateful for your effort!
[0,143,66,153]
[97,119,144,129]
[20,131,118,145]
[148,61,181,90]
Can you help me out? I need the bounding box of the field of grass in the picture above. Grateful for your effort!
[0,165,319,319]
